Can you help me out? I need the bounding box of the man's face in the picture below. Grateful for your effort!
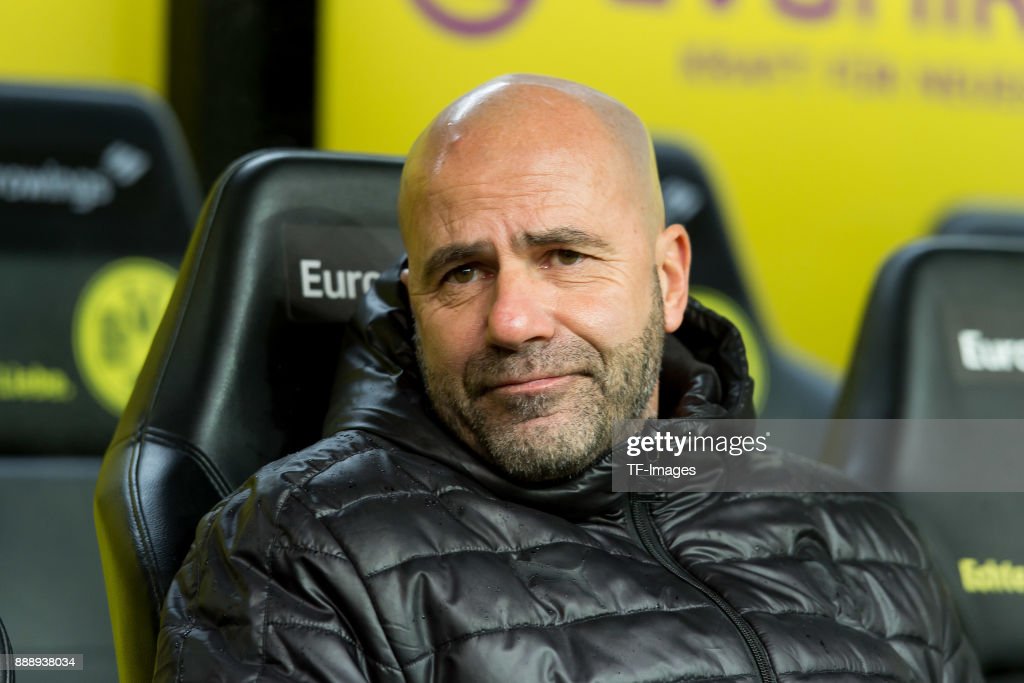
[403,140,667,481]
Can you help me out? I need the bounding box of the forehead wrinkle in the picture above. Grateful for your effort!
[518,226,611,252]
[431,172,570,203]
[420,169,591,234]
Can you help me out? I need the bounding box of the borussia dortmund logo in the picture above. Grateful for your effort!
[73,258,176,416]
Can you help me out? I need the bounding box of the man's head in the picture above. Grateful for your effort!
[399,74,690,482]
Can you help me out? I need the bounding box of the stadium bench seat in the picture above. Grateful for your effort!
[0,82,199,682]
[829,236,1024,682]
[94,150,404,681]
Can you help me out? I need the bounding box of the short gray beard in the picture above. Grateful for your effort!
[415,278,664,482]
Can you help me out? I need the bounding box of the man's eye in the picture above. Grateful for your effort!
[444,265,478,285]
[554,249,584,266]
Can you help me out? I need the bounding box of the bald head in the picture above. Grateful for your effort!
[399,74,665,247]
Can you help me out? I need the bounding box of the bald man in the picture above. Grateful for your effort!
[155,75,980,682]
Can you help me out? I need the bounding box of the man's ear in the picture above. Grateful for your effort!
[656,224,690,333]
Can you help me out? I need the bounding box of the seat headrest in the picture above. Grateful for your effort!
[113,149,405,490]
[0,82,199,253]
[938,208,1024,239]
[0,83,199,454]
[654,141,758,321]
[836,237,1024,420]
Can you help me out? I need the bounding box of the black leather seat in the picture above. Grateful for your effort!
[829,236,1024,682]
[655,142,836,423]
[0,82,199,452]
[0,82,199,683]
[94,150,404,681]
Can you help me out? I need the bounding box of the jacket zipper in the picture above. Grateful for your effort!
[627,494,778,683]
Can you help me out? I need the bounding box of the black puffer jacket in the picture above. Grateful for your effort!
[154,268,981,682]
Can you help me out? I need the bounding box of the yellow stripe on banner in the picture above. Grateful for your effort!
[318,0,1024,370]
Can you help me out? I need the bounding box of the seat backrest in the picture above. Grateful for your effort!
[835,237,1024,421]
[0,81,200,683]
[0,82,199,454]
[655,141,836,422]
[94,150,404,682]
[830,236,1024,680]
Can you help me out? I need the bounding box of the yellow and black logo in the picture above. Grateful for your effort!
[72,257,176,416]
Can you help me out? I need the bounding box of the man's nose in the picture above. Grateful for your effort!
[485,267,556,350]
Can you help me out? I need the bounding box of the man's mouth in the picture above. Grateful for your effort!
[481,372,589,397]
[492,375,571,392]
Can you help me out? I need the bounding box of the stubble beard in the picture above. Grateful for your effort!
[415,281,664,482]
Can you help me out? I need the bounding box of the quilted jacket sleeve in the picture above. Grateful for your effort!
[941,626,983,683]
[891,499,984,683]
[152,474,391,683]
[937,578,984,683]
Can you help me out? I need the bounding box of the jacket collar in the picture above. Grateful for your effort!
[322,263,755,520]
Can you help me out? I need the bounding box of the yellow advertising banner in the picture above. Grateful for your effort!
[0,0,166,94]
[318,0,1024,369]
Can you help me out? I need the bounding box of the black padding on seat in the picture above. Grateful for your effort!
[0,83,198,253]
[834,238,1024,422]
[0,83,199,454]
[938,208,1024,238]
[94,150,404,682]
[655,141,836,421]
[656,142,754,313]
[830,236,1024,678]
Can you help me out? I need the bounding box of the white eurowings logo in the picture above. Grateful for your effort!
[0,140,151,214]
[299,259,381,301]
[958,329,1024,373]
